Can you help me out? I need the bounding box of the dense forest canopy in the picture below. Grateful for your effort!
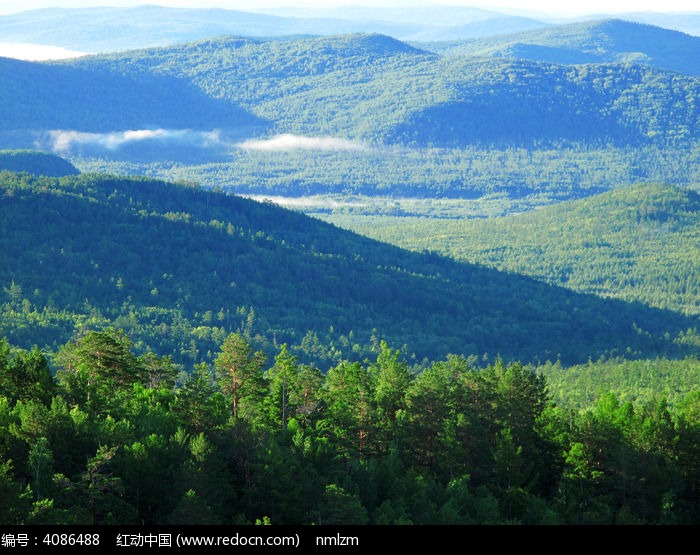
[2,22,697,215]
[2,170,698,372]
[2,329,700,525]
[39,33,700,149]
[0,150,79,178]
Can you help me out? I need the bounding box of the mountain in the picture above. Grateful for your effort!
[0,22,698,207]
[0,6,313,53]
[321,182,700,318]
[4,6,698,61]
[2,30,695,152]
[1,170,697,369]
[405,16,551,42]
[259,5,550,42]
[445,19,700,76]
[0,5,549,55]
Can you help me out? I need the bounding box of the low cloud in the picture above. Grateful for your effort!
[237,134,367,152]
[0,42,86,61]
[37,129,368,158]
[41,128,225,154]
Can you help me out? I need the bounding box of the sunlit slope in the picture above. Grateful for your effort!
[445,19,700,76]
[323,183,700,317]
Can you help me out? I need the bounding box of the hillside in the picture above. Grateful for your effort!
[53,29,700,208]
[320,183,700,318]
[0,55,265,158]
[446,19,700,76]
[2,171,698,369]
[0,30,698,152]
[62,33,700,148]
[0,28,697,207]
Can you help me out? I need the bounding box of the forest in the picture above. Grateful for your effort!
[2,11,700,527]
[320,182,700,316]
[2,169,697,371]
[2,167,700,526]
[2,328,700,525]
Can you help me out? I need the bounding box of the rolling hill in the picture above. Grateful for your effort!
[0,54,266,149]
[0,23,697,209]
[444,19,700,76]
[1,170,697,370]
[65,31,700,148]
[320,182,700,318]
[1,26,698,158]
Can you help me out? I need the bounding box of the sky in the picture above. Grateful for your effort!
[0,0,698,17]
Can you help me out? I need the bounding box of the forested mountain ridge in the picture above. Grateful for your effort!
[58,29,700,209]
[445,19,700,77]
[64,31,700,148]
[2,26,699,156]
[0,55,264,133]
[1,171,697,370]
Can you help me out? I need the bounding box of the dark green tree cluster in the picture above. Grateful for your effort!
[2,329,700,525]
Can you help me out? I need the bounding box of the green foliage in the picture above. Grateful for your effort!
[0,339,55,406]
[214,333,266,422]
[0,331,699,524]
[54,329,144,417]
[539,356,700,410]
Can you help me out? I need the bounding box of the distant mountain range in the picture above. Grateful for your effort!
[0,5,699,58]
[0,5,547,55]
